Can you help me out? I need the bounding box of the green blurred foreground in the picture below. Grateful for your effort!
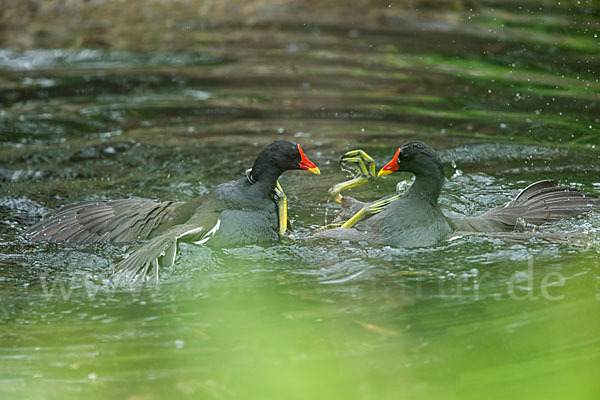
[1,0,599,399]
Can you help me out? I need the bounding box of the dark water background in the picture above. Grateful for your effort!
[1,1,599,399]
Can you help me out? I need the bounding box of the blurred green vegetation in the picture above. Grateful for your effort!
[1,0,598,50]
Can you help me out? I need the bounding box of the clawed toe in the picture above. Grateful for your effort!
[328,149,377,203]
[339,150,377,180]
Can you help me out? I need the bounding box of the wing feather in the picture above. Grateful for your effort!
[27,199,186,244]
[111,222,214,285]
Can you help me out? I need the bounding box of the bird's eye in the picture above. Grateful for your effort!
[288,152,297,159]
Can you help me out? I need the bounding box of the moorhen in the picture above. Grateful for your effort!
[27,140,320,283]
[315,141,600,247]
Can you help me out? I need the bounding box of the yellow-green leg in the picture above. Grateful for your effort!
[273,180,292,236]
[318,149,396,232]
[313,221,345,232]
[248,167,292,237]
[328,150,377,203]
[340,195,400,228]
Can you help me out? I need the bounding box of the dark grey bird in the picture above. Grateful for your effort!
[315,141,600,247]
[27,140,320,283]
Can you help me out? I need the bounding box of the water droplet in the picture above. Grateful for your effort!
[103,146,115,155]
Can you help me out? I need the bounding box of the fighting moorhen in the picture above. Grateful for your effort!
[315,141,600,247]
[27,140,320,283]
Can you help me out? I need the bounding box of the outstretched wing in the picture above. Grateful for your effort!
[111,210,220,285]
[26,199,185,244]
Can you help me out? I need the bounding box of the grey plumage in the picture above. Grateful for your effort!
[26,140,319,284]
[319,142,600,247]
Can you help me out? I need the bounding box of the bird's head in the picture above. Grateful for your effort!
[378,141,444,178]
[259,140,320,175]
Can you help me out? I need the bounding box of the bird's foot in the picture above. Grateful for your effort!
[327,149,377,203]
[339,149,377,177]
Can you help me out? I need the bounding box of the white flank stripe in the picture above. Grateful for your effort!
[195,219,221,245]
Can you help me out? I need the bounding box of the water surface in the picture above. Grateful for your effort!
[1,6,600,399]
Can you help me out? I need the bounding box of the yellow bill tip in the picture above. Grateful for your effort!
[307,166,321,175]
[377,168,393,177]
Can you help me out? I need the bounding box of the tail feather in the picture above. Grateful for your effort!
[511,179,557,203]
[507,179,588,202]
[482,180,600,229]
